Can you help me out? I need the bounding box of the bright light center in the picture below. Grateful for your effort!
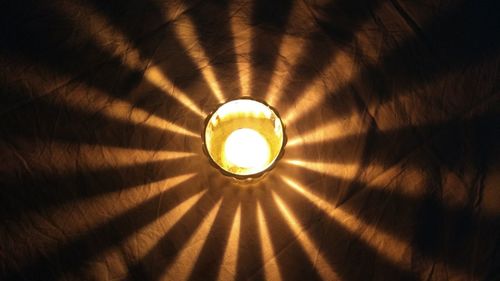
[224,128,270,170]
[203,98,285,178]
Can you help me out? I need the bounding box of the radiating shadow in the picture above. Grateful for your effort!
[82,0,220,109]
[0,85,198,152]
[256,185,323,281]
[249,0,294,98]
[287,114,498,173]
[160,196,223,281]
[216,204,242,281]
[305,0,381,44]
[2,174,204,281]
[127,185,225,281]
[234,192,264,280]
[362,183,500,275]
[279,174,411,267]
[286,121,417,173]
[2,1,500,280]
[186,190,240,281]
[254,201,284,281]
[0,0,204,131]
[0,0,138,93]
[277,112,499,278]
[0,153,199,220]
[271,0,382,106]
[292,0,500,127]
[291,111,498,206]
[182,0,242,100]
[272,191,344,280]
[271,179,419,281]
[281,167,500,279]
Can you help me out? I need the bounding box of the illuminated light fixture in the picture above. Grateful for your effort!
[203,98,286,179]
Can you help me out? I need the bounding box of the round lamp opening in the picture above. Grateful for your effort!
[203,98,285,178]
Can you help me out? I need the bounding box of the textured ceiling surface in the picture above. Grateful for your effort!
[1,0,500,280]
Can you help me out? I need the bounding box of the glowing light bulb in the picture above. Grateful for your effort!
[224,128,270,170]
[203,98,285,179]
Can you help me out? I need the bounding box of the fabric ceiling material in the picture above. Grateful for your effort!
[1,0,499,280]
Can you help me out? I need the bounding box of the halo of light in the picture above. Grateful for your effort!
[203,98,285,179]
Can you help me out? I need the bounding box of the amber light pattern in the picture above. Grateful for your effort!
[203,98,285,178]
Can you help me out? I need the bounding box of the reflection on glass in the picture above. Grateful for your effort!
[203,98,285,179]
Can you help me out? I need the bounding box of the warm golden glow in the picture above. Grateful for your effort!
[280,52,356,125]
[265,34,306,106]
[51,1,207,126]
[24,78,200,138]
[204,98,285,177]
[280,176,330,211]
[145,66,207,118]
[284,159,358,180]
[46,173,198,245]
[224,128,271,169]
[257,202,283,281]
[50,0,142,70]
[101,98,200,138]
[126,185,206,260]
[161,199,223,281]
[280,176,409,266]
[272,193,339,280]
[282,84,324,126]
[217,205,241,281]
[173,15,226,103]
[229,5,252,97]
[287,120,350,147]
[3,141,197,175]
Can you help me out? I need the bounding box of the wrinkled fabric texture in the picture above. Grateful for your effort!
[1,0,499,280]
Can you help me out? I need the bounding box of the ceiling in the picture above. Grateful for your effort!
[1,0,499,280]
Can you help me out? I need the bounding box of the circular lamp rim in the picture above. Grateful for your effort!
[201,96,287,180]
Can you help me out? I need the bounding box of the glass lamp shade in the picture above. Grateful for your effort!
[203,98,286,179]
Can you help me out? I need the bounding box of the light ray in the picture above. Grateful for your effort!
[48,0,143,69]
[51,0,206,119]
[82,146,195,169]
[282,85,323,125]
[14,65,199,138]
[229,4,252,97]
[272,193,339,281]
[280,175,409,266]
[7,173,200,280]
[280,175,333,214]
[259,0,307,105]
[287,118,362,147]
[126,188,208,261]
[77,86,200,137]
[145,66,207,117]
[173,15,226,103]
[3,1,199,138]
[216,205,242,281]
[284,159,359,180]
[42,173,198,257]
[67,86,197,138]
[3,47,198,138]
[265,34,306,105]
[3,140,196,176]
[161,199,223,281]
[281,52,355,125]
[256,202,283,281]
